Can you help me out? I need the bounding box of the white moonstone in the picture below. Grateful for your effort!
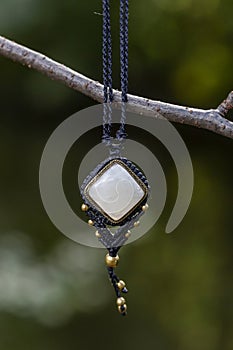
[86,163,145,222]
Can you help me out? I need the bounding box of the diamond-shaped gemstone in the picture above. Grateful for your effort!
[84,160,146,223]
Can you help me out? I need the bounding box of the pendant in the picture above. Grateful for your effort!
[80,156,150,315]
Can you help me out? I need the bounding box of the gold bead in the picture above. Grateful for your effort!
[134,221,140,227]
[117,280,126,290]
[142,203,149,211]
[88,219,94,226]
[95,230,101,238]
[116,297,126,306]
[118,304,127,314]
[105,254,119,268]
[125,230,131,238]
[81,203,88,211]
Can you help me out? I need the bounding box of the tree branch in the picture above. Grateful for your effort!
[0,35,233,139]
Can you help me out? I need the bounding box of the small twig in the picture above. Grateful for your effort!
[217,91,233,118]
[93,11,103,16]
[0,35,233,139]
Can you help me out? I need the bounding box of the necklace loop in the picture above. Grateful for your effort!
[102,0,129,147]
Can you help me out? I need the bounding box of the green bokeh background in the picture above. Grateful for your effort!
[0,1,232,349]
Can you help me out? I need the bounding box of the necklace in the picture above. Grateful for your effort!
[80,0,150,316]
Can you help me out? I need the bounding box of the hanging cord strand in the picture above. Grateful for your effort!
[120,0,128,103]
[102,0,108,103]
[102,0,113,144]
[116,0,129,140]
[102,0,113,103]
[106,0,113,102]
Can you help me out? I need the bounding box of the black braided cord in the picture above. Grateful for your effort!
[102,0,113,103]
[120,0,128,103]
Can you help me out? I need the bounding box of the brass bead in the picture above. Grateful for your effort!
[116,297,126,306]
[81,203,88,212]
[142,203,149,211]
[134,221,140,227]
[125,230,131,238]
[105,254,119,268]
[117,280,126,290]
[118,304,127,314]
[88,219,94,226]
[95,230,101,238]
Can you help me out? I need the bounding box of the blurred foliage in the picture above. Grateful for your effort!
[0,0,232,350]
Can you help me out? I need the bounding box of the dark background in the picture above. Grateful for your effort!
[0,1,232,349]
